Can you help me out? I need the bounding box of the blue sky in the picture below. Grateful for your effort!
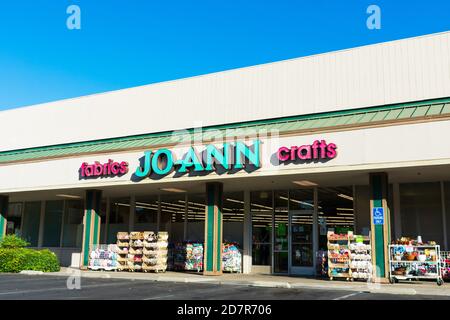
[0,0,449,110]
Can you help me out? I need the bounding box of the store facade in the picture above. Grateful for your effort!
[1,32,450,279]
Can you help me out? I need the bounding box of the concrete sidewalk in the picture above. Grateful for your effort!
[29,267,450,297]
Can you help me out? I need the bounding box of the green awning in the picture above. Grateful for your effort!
[1,97,449,164]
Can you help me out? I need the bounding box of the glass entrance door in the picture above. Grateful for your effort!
[289,210,314,275]
[288,189,316,275]
[273,191,289,274]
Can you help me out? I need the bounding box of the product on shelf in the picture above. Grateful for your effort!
[88,244,118,271]
[222,242,241,273]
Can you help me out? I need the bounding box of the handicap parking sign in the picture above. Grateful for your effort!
[372,207,384,225]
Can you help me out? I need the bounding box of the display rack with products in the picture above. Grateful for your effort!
[142,231,168,273]
[128,232,144,271]
[88,244,118,271]
[172,241,204,272]
[222,242,241,273]
[116,232,130,271]
[389,242,443,286]
[327,231,373,281]
[349,235,372,281]
[327,231,351,280]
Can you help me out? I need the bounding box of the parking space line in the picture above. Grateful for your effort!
[143,294,175,300]
[0,281,134,296]
[333,292,363,300]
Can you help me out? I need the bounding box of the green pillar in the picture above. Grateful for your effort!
[81,190,102,268]
[204,182,223,275]
[369,173,391,280]
[0,196,8,239]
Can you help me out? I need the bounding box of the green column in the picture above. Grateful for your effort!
[81,190,102,268]
[0,196,8,239]
[369,173,391,280]
[204,182,223,275]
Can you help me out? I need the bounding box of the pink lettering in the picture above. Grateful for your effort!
[277,147,291,161]
[277,140,337,163]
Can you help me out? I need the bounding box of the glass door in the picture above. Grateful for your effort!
[273,191,289,274]
[289,189,315,275]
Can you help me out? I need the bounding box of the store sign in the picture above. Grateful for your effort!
[372,207,384,225]
[134,140,261,178]
[79,160,129,178]
[276,140,337,163]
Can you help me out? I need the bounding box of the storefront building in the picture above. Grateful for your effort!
[1,32,450,279]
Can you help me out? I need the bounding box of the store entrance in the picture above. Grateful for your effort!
[272,189,316,275]
[289,210,315,275]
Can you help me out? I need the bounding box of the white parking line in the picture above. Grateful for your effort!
[0,281,133,296]
[333,291,363,300]
[143,294,175,300]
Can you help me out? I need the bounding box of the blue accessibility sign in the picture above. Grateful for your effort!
[372,207,384,225]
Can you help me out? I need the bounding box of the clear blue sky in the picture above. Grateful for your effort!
[0,0,449,110]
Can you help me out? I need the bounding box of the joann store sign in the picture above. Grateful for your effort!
[78,139,338,180]
[79,140,261,180]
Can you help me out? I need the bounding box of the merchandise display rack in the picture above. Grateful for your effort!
[222,242,242,273]
[116,232,130,271]
[389,244,443,286]
[142,231,168,273]
[88,244,118,271]
[327,231,351,281]
[349,235,372,281]
[128,232,144,272]
[328,231,373,281]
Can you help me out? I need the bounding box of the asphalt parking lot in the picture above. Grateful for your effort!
[0,274,448,300]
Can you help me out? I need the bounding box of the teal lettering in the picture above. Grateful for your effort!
[135,151,152,177]
[151,149,173,175]
[234,140,261,169]
[178,147,205,173]
[205,144,230,170]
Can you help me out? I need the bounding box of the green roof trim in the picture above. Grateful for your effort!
[1,97,450,164]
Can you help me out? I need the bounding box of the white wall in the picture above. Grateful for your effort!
[2,119,450,193]
[0,32,449,152]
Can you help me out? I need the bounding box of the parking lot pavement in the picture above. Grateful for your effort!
[0,274,448,300]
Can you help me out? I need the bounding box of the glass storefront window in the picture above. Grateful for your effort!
[317,186,354,251]
[22,202,41,247]
[160,193,186,241]
[134,196,158,232]
[62,200,83,248]
[107,198,130,243]
[6,203,22,236]
[223,192,244,245]
[43,200,64,247]
[273,191,288,273]
[251,191,272,266]
[186,193,205,242]
[400,182,444,245]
